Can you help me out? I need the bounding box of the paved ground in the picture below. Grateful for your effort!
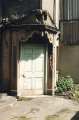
[0,94,16,110]
[0,96,79,120]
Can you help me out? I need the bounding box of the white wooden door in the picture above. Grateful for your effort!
[19,44,45,96]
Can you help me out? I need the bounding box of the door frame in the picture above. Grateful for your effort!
[17,43,48,97]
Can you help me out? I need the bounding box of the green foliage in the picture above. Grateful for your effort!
[12,116,30,120]
[71,84,79,102]
[56,75,74,93]
[74,91,79,98]
[18,116,30,120]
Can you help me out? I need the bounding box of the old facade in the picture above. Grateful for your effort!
[0,0,60,97]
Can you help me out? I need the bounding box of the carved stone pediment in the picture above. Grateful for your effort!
[10,9,56,28]
[0,9,59,35]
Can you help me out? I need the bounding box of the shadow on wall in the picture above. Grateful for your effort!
[71,111,79,120]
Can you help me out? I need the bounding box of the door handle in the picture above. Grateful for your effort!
[22,74,26,78]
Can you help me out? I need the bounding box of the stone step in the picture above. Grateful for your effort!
[0,93,8,99]
[0,93,16,101]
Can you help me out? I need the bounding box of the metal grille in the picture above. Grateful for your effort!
[60,0,79,20]
[60,0,79,44]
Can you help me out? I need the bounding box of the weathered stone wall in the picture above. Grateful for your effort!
[8,0,40,18]
[0,0,56,20]
[0,31,10,91]
[59,45,79,83]
[0,30,18,92]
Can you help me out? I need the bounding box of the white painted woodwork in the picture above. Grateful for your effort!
[45,45,48,94]
[52,36,57,95]
[56,0,60,28]
[19,44,45,96]
[42,0,54,19]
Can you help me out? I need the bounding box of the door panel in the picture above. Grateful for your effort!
[19,44,45,96]
[32,78,43,89]
[23,78,32,89]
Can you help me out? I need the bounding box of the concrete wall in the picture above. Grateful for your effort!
[59,45,79,83]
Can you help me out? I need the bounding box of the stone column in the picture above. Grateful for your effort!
[52,34,59,95]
